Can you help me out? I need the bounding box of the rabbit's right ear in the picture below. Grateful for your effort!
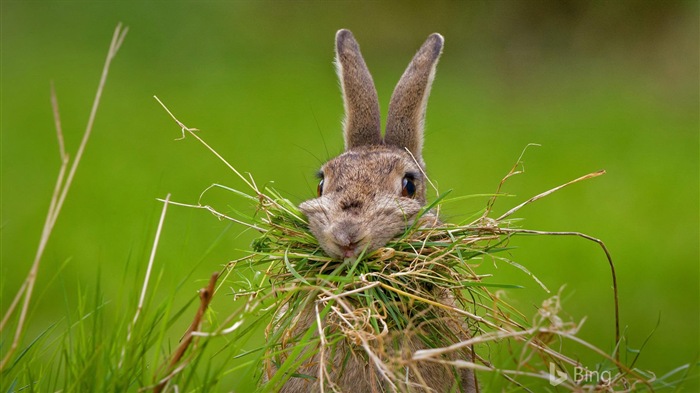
[335,29,382,150]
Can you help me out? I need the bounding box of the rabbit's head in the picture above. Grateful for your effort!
[299,29,443,260]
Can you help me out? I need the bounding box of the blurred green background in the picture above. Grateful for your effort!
[2,0,698,391]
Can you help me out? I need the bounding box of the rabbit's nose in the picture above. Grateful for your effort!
[340,200,363,211]
[331,220,359,243]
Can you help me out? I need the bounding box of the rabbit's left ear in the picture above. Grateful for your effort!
[384,33,443,164]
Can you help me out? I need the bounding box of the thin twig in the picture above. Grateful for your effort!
[50,81,68,163]
[153,272,220,393]
[153,95,259,194]
[119,194,171,369]
[190,287,258,337]
[0,23,127,371]
[52,23,128,229]
[315,301,328,393]
[482,143,540,219]
[496,170,606,222]
[156,198,265,232]
[496,227,621,363]
[0,83,69,334]
[0,88,69,336]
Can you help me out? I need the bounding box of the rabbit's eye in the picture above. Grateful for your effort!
[401,177,416,198]
[317,179,324,197]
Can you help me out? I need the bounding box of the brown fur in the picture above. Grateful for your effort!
[301,145,425,259]
[385,33,443,164]
[336,30,383,149]
[266,30,478,392]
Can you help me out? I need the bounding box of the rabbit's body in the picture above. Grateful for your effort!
[270,287,477,393]
[265,30,478,393]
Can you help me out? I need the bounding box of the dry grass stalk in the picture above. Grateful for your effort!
[151,272,220,393]
[0,23,128,371]
[119,193,172,369]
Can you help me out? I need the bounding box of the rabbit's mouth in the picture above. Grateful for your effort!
[336,239,367,260]
[326,231,370,260]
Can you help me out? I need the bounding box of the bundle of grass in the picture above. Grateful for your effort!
[255,189,497,391]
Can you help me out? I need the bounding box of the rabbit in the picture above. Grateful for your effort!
[264,29,478,393]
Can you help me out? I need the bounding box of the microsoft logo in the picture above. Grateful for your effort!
[549,362,568,386]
